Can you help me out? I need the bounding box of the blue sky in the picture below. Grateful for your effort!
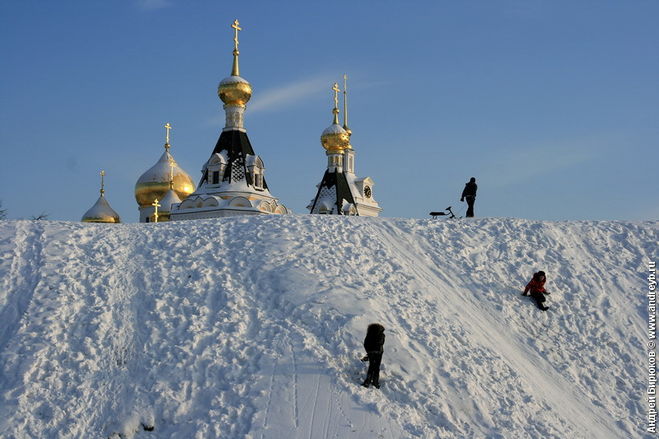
[1,1,657,221]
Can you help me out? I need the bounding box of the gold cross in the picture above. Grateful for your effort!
[152,198,161,223]
[232,19,242,52]
[332,82,340,110]
[164,122,172,144]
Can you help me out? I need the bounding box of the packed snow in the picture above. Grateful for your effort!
[0,216,655,438]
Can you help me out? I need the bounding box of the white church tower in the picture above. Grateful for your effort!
[171,19,289,220]
[308,76,381,216]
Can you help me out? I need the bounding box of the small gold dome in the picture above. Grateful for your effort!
[218,76,252,106]
[82,195,121,223]
[135,150,195,208]
[321,123,350,153]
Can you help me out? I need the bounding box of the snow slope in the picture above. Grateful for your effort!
[0,216,655,439]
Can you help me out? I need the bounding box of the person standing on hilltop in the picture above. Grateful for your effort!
[523,271,550,311]
[460,177,478,218]
[362,323,385,389]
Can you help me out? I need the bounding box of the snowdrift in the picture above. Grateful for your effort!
[0,216,655,438]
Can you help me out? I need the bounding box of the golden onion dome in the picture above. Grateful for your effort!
[321,123,350,153]
[135,148,195,208]
[321,82,350,153]
[218,75,252,106]
[82,195,121,223]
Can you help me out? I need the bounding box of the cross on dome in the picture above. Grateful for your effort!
[332,83,340,110]
[164,122,172,145]
[228,19,245,77]
[152,198,161,223]
[231,19,241,52]
[331,83,341,124]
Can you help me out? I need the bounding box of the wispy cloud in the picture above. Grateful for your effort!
[137,0,172,10]
[248,75,335,113]
[205,73,387,126]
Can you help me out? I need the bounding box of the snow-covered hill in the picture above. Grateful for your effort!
[0,216,655,439]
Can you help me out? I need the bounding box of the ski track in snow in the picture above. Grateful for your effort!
[0,216,655,439]
[0,221,44,355]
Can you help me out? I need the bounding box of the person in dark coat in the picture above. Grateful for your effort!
[523,271,550,311]
[362,323,385,388]
[460,177,478,218]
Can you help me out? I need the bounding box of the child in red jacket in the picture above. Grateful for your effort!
[523,271,550,311]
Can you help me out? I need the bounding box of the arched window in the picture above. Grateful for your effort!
[205,153,226,186]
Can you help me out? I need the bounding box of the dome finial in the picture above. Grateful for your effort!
[231,19,242,76]
[320,82,350,153]
[342,74,350,133]
[218,19,252,108]
[100,170,105,196]
[331,82,341,125]
[164,122,172,151]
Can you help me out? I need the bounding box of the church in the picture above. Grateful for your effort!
[307,77,381,216]
[81,19,380,223]
[169,19,289,220]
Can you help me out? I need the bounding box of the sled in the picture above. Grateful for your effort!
[430,206,456,219]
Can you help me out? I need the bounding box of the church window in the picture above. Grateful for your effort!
[212,171,219,185]
[254,173,263,189]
